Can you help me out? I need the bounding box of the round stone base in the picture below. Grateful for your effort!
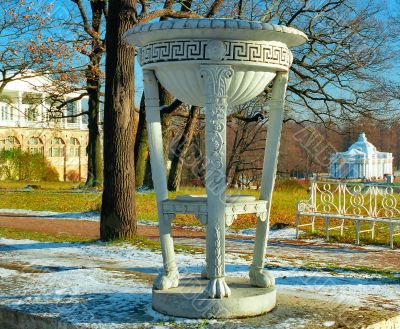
[152,276,276,319]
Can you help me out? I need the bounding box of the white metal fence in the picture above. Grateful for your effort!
[296,181,400,248]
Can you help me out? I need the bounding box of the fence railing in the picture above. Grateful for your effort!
[296,181,400,248]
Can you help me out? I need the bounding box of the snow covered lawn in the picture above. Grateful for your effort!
[0,236,399,328]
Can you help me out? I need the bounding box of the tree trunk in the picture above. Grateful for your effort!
[143,155,154,188]
[231,164,240,188]
[101,0,137,241]
[85,70,103,187]
[226,128,239,185]
[168,105,200,191]
[134,94,148,187]
[136,84,174,189]
[83,0,105,188]
[159,84,174,168]
[193,133,205,185]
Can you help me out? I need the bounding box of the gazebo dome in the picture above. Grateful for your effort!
[347,133,377,155]
[329,133,393,179]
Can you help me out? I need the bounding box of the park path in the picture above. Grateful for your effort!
[0,213,399,273]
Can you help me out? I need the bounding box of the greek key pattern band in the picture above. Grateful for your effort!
[139,40,292,68]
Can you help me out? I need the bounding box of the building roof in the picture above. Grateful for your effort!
[347,133,378,155]
[2,70,85,99]
[331,133,392,160]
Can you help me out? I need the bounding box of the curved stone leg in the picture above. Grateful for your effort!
[200,64,233,299]
[250,72,289,287]
[201,229,209,279]
[144,70,179,289]
[249,215,275,288]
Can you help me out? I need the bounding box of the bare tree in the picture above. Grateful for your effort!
[101,0,137,240]
[168,105,201,191]
[100,0,200,240]
[63,0,107,188]
[259,0,399,126]
[0,1,72,91]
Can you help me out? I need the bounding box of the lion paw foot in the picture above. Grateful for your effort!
[205,277,231,299]
[249,267,275,288]
[153,270,179,290]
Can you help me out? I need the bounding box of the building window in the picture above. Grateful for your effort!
[69,137,80,157]
[50,137,64,157]
[23,93,41,122]
[26,106,38,122]
[28,137,44,155]
[0,103,13,121]
[0,136,20,151]
[66,102,78,124]
[48,110,62,124]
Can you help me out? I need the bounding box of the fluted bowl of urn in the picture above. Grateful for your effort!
[124,19,306,107]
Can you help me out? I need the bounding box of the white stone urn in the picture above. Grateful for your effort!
[125,19,306,319]
[125,19,305,107]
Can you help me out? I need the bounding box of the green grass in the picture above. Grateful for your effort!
[0,227,95,243]
[0,184,308,229]
[0,226,202,254]
[1,179,397,247]
[0,180,81,190]
[0,190,102,212]
[280,259,400,280]
[300,219,400,248]
[109,235,203,254]
[0,227,203,253]
[0,178,398,250]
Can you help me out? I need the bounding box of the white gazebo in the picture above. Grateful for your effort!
[330,133,393,179]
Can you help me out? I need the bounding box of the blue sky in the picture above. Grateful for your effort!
[25,0,400,110]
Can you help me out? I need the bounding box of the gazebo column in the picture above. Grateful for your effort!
[143,70,179,290]
[201,64,233,299]
[250,71,288,287]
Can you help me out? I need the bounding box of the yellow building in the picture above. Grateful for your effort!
[0,73,88,181]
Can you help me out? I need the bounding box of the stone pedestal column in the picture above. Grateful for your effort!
[201,64,233,299]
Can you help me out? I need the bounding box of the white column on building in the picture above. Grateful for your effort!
[78,101,84,130]
[369,160,372,178]
[63,97,67,128]
[41,94,46,127]
[349,162,354,178]
[17,91,24,127]
[371,159,375,178]
[363,161,367,178]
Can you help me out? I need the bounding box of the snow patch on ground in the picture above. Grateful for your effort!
[232,227,303,240]
[0,237,399,325]
[0,267,19,278]
[0,209,100,221]
[136,186,155,194]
